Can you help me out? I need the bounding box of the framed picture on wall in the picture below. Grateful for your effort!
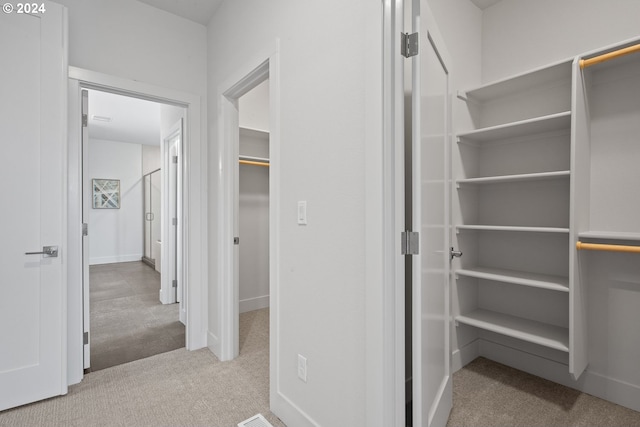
[92,178,121,209]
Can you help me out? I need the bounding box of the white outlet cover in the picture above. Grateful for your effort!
[298,354,307,382]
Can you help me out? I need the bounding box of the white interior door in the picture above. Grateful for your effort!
[411,2,452,426]
[0,2,68,410]
[161,120,183,321]
[82,89,91,369]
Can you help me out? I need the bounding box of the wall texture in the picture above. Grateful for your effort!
[207,1,382,425]
[55,0,207,96]
[482,0,640,82]
[88,139,142,265]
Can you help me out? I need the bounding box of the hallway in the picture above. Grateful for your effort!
[89,261,185,371]
[0,309,280,427]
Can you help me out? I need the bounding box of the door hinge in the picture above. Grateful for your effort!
[82,114,88,127]
[172,155,178,164]
[172,279,177,288]
[82,223,88,236]
[450,247,463,260]
[401,32,419,58]
[83,331,89,345]
[233,237,240,245]
[172,217,177,226]
[401,231,419,255]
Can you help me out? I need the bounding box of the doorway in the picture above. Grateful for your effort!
[238,80,270,356]
[83,89,186,371]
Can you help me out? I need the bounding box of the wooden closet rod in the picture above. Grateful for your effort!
[580,43,640,69]
[239,159,269,167]
[576,241,640,254]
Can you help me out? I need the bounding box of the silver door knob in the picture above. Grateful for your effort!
[25,245,58,257]
[450,247,463,260]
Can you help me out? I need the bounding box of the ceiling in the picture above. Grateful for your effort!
[136,0,223,26]
[88,90,162,146]
[470,0,503,9]
[136,0,501,27]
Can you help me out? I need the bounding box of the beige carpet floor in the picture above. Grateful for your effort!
[447,357,640,427]
[0,308,284,427]
[89,261,185,371]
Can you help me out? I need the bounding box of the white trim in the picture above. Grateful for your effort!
[451,340,480,373]
[89,255,143,265]
[239,295,270,313]
[66,67,207,383]
[370,1,403,426]
[160,120,183,306]
[66,79,84,386]
[216,47,274,362]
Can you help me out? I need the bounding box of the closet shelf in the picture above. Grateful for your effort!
[456,267,569,292]
[456,309,569,352]
[457,112,571,144]
[456,225,570,234]
[578,231,640,242]
[458,61,573,103]
[457,170,570,186]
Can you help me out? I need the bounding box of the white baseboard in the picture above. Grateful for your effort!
[271,390,320,427]
[240,295,269,313]
[472,339,640,413]
[207,331,220,359]
[452,339,480,373]
[89,254,142,265]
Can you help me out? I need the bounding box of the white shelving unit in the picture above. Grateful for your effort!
[453,58,580,375]
[454,39,640,380]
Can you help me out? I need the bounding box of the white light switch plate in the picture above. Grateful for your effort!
[297,201,307,225]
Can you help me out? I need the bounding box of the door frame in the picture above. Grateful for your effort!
[67,67,207,383]
[378,0,407,426]
[160,119,184,309]
[216,49,277,362]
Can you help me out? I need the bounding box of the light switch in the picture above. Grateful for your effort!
[297,201,307,225]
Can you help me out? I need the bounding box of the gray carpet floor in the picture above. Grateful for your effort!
[89,261,185,371]
[0,308,284,427]
[447,357,640,427]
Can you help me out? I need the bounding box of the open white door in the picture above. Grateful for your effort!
[82,89,91,369]
[0,2,68,410]
[161,120,184,323]
[411,1,452,426]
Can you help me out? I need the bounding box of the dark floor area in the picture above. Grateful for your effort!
[89,261,185,371]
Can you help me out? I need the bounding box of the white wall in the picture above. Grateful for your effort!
[207,1,382,425]
[55,0,206,96]
[88,139,143,264]
[482,0,640,82]
[239,79,269,132]
[142,145,160,175]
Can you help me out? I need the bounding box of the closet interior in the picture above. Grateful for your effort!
[238,127,270,314]
[451,37,640,381]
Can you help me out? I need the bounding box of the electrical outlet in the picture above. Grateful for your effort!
[298,354,307,382]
